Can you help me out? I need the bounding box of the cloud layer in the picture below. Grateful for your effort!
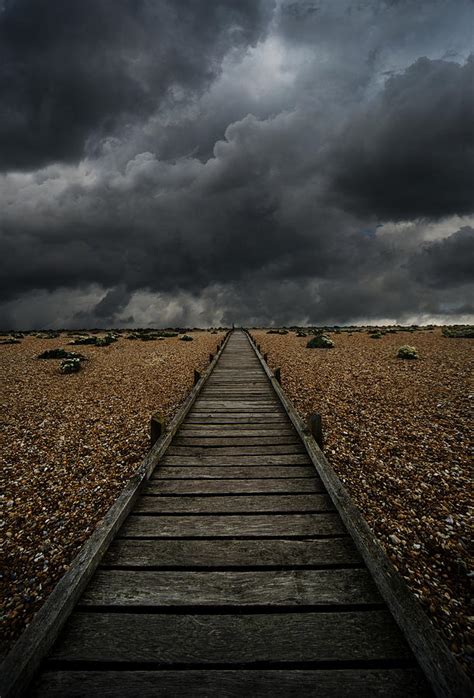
[0,0,473,328]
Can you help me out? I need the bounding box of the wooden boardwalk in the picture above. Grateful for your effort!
[27,331,433,696]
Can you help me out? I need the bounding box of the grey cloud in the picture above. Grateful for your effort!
[329,57,474,220]
[0,0,473,328]
[410,226,474,288]
[0,0,273,171]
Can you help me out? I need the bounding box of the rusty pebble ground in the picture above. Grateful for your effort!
[253,327,473,680]
[0,330,225,654]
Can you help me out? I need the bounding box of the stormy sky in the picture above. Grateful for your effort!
[0,0,473,328]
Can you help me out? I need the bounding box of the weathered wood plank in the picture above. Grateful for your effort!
[194,402,281,409]
[185,415,289,424]
[199,392,277,397]
[153,466,316,479]
[101,537,361,568]
[31,668,431,698]
[81,568,380,607]
[179,427,297,436]
[202,386,275,392]
[118,513,344,538]
[189,409,285,415]
[172,437,302,446]
[144,477,325,494]
[48,611,411,663]
[160,454,311,465]
[166,444,306,457]
[134,494,334,514]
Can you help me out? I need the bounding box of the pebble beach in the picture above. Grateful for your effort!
[1,330,225,653]
[252,327,472,678]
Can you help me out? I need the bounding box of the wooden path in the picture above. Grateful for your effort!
[26,331,434,696]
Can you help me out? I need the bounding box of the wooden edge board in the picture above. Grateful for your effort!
[0,330,233,698]
[245,330,472,698]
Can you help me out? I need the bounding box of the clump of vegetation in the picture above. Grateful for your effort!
[38,349,85,360]
[126,330,178,340]
[69,336,97,346]
[397,345,419,360]
[267,329,288,335]
[306,334,334,349]
[296,331,307,337]
[35,331,60,339]
[69,333,117,346]
[180,335,193,341]
[95,334,118,347]
[442,325,474,339]
[369,330,383,339]
[59,358,82,374]
[0,337,21,345]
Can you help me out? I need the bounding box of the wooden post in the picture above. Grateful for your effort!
[257,343,260,352]
[264,353,268,362]
[150,412,164,447]
[274,367,281,383]
[209,353,214,363]
[194,369,201,385]
[309,412,323,450]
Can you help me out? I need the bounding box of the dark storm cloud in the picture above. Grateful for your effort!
[411,226,474,288]
[0,0,473,328]
[329,57,474,220]
[0,0,272,170]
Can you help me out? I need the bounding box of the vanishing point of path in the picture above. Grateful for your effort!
[30,330,431,696]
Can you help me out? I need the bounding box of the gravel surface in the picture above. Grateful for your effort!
[252,328,473,678]
[0,331,225,654]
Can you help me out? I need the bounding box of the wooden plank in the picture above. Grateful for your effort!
[195,401,280,409]
[48,611,410,663]
[189,409,285,415]
[134,493,334,514]
[248,332,471,698]
[80,568,380,607]
[172,437,302,446]
[144,477,325,494]
[101,537,362,568]
[205,380,270,386]
[185,415,289,424]
[31,668,431,698]
[166,438,308,454]
[160,454,311,465]
[192,400,284,408]
[118,513,344,538]
[153,466,316,479]
[202,383,273,388]
[200,391,276,396]
[179,431,298,439]
[179,426,296,434]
